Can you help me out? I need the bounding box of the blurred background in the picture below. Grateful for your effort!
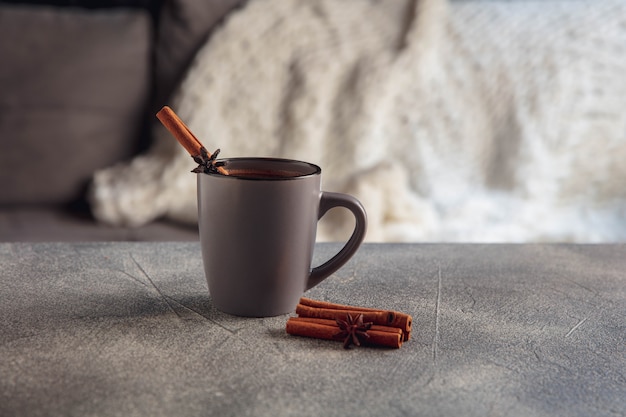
[1,0,625,243]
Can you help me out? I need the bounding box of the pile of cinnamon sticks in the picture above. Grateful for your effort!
[286,297,412,349]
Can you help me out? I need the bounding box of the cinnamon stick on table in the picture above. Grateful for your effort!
[156,106,228,175]
[297,298,412,340]
[286,317,403,349]
[293,317,404,336]
[296,304,394,327]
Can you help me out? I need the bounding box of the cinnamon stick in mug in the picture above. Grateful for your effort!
[156,106,203,157]
[156,106,228,175]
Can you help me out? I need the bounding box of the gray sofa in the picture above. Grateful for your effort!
[0,0,243,241]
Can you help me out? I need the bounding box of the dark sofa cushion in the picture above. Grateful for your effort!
[153,0,244,109]
[0,4,151,205]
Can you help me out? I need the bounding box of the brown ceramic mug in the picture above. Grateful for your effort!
[197,157,367,317]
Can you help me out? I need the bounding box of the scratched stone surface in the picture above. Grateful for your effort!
[0,242,624,417]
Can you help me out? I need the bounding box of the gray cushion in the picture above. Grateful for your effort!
[0,207,199,241]
[0,4,151,204]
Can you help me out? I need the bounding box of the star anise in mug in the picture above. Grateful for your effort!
[192,147,227,174]
[334,313,373,349]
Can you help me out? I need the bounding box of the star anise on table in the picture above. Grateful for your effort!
[191,147,227,174]
[334,313,373,349]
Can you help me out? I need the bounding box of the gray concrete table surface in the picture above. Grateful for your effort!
[0,242,624,417]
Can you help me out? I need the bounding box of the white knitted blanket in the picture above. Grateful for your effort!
[90,0,626,242]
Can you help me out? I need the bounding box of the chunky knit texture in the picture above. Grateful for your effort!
[90,0,626,242]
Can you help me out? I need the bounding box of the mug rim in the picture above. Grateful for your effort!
[206,157,322,181]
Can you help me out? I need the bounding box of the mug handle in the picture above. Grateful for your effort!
[306,192,367,290]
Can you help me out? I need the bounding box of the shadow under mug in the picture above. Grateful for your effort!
[197,157,367,317]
